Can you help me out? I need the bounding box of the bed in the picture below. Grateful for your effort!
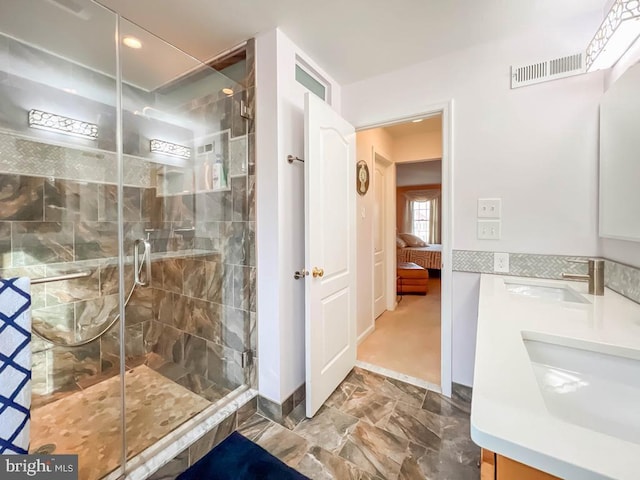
[397,244,442,270]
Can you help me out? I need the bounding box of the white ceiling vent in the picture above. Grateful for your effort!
[511,53,585,89]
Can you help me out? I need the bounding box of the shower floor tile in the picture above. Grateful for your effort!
[30,364,212,480]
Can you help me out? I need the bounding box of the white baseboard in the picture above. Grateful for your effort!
[356,324,375,345]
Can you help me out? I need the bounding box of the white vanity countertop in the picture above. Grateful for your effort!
[471,274,640,480]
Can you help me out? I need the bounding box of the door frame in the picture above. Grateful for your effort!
[372,150,396,316]
[355,100,454,397]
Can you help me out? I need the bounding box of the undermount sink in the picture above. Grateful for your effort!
[523,333,640,444]
[504,280,590,304]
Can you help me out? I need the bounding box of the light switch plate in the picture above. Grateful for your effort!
[494,252,510,273]
[478,198,502,218]
[477,220,501,240]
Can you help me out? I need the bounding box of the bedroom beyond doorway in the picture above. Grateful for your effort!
[356,115,443,390]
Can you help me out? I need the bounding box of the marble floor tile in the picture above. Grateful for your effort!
[253,422,310,467]
[324,381,358,409]
[384,400,443,450]
[398,443,479,480]
[236,369,479,480]
[293,406,359,453]
[421,391,469,419]
[339,387,396,427]
[377,377,427,410]
[296,445,383,480]
[344,367,386,393]
[338,420,409,479]
[237,413,271,441]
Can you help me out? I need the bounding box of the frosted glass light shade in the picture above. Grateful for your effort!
[586,0,640,72]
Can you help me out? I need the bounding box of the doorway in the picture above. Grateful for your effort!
[355,112,450,392]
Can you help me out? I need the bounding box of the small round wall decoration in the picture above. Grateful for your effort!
[356,160,370,196]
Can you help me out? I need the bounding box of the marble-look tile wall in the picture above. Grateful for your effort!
[0,35,257,404]
[142,40,257,393]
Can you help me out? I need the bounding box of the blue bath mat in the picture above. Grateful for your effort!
[177,431,309,480]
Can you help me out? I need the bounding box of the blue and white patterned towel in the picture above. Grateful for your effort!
[0,277,31,455]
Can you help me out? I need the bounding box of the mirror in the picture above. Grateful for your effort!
[599,62,640,241]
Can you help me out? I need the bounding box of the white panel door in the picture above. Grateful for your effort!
[373,163,386,318]
[305,93,356,417]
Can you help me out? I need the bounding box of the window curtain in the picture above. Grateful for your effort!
[403,189,441,243]
[429,195,441,244]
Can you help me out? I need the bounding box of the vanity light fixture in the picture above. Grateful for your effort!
[150,139,191,159]
[122,36,142,49]
[28,109,98,140]
[586,0,640,71]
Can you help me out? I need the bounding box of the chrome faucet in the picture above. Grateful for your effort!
[562,258,605,296]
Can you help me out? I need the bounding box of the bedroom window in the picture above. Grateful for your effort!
[412,200,431,242]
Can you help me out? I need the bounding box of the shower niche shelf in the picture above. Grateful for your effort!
[155,130,231,197]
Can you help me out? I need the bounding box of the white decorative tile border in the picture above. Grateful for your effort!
[452,250,588,279]
[0,130,155,188]
[605,260,640,304]
[453,250,640,305]
[355,360,442,394]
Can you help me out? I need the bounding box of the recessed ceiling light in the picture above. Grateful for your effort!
[222,88,234,96]
[63,88,77,94]
[412,119,423,123]
[123,36,142,49]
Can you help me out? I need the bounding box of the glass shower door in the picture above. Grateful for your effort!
[118,18,253,466]
[0,1,126,478]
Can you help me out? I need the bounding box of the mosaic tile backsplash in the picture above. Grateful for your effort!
[453,250,640,304]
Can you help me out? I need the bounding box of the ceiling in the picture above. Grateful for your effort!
[97,0,604,85]
[0,0,236,92]
[383,115,441,138]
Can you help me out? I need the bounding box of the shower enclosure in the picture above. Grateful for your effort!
[0,1,256,478]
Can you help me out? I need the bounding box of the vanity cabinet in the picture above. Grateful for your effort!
[481,449,561,480]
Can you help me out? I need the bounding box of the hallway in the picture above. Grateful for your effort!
[358,278,441,385]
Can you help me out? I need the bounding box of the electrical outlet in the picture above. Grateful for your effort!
[477,220,501,240]
[494,252,510,273]
[478,198,502,218]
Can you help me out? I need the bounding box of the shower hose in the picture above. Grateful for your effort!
[31,248,148,348]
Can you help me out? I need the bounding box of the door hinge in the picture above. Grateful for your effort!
[241,349,254,368]
[240,100,253,120]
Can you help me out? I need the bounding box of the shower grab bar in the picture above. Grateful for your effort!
[29,271,92,285]
[134,238,151,287]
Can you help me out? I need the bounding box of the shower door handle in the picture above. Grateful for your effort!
[134,238,151,287]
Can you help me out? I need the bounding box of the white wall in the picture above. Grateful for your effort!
[355,128,394,339]
[255,29,282,403]
[256,28,343,403]
[396,160,442,187]
[343,13,604,385]
[394,130,442,163]
[452,272,480,386]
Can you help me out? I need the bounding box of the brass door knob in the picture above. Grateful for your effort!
[312,267,324,278]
